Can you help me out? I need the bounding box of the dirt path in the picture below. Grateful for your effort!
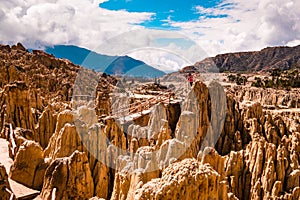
[0,138,40,200]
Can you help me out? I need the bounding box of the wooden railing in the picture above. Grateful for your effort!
[111,92,175,118]
[73,90,180,120]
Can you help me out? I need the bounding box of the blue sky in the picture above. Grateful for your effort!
[100,0,224,29]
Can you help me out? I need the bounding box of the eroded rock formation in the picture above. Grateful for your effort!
[9,140,45,189]
[134,158,224,200]
[0,43,299,200]
[41,151,94,200]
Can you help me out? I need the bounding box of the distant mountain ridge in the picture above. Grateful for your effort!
[184,45,300,73]
[45,45,165,78]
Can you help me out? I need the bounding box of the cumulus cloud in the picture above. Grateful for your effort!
[169,0,300,56]
[1,0,300,71]
[0,0,154,49]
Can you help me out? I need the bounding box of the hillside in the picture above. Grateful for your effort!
[45,45,165,77]
[104,55,165,78]
[186,45,300,73]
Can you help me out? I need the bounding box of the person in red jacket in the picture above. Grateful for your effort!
[188,73,193,86]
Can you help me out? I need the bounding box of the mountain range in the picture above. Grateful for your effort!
[182,45,300,73]
[45,45,165,78]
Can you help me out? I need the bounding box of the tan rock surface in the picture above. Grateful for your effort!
[0,138,40,199]
[9,140,44,189]
[44,122,83,159]
[95,73,117,116]
[41,150,94,200]
[4,81,35,131]
[35,105,58,149]
[230,86,300,108]
[134,158,225,200]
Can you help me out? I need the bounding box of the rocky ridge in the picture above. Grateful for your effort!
[182,45,300,73]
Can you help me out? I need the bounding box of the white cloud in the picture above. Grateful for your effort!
[169,0,300,56]
[128,49,191,72]
[0,0,154,49]
[0,0,300,72]
[287,40,300,47]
